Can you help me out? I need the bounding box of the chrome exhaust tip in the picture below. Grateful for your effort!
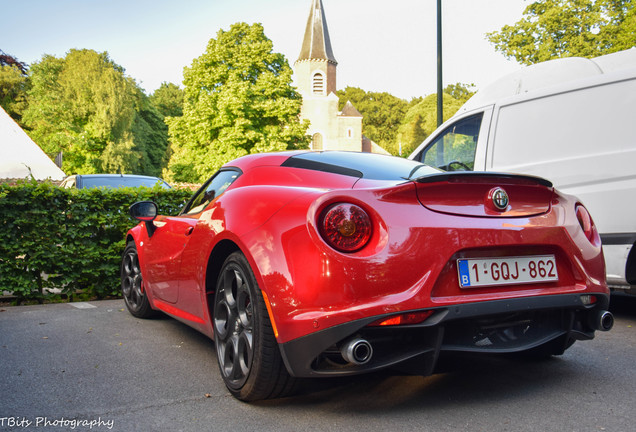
[340,338,373,365]
[592,310,614,331]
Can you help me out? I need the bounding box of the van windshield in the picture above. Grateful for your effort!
[413,113,483,171]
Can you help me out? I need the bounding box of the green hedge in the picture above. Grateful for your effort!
[0,180,192,303]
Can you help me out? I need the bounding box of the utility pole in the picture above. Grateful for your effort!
[437,0,443,127]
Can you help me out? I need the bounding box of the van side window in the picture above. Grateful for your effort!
[415,113,483,171]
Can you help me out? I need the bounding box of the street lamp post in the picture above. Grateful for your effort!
[437,0,443,127]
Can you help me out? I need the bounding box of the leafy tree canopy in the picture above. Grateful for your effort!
[0,67,29,122]
[149,82,184,118]
[487,0,636,65]
[337,84,474,157]
[336,87,410,152]
[395,84,473,156]
[22,49,168,176]
[165,22,310,183]
[0,50,30,122]
[443,83,476,103]
[0,50,28,75]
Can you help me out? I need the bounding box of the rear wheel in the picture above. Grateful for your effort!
[121,242,156,318]
[213,252,295,401]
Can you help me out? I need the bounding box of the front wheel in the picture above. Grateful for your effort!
[121,242,156,318]
[213,252,295,401]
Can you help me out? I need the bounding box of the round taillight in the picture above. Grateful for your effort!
[320,203,372,252]
[576,204,595,242]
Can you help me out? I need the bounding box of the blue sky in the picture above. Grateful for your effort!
[1,0,530,99]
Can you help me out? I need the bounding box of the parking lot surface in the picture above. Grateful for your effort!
[1,296,635,432]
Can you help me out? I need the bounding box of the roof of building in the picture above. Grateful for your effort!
[297,0,337,65]
[362,136,391,155]
[340,101,363,117]
[0,105,65,180]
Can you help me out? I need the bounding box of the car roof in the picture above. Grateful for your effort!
[225,151,439,182]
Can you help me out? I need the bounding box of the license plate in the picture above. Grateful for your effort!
[457,255,558,288]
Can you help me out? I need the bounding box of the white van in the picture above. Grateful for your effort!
[409,48,636,291]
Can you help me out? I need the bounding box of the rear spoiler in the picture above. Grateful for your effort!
[412,171,553,188]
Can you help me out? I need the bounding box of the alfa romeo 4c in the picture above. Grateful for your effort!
[121,151,613,401]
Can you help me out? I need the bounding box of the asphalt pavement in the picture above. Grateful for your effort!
[1,296,635,432]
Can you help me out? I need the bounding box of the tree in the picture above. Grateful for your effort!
[336,84,473,157]
[165,22,310,183]
[396,113,427,156]
[336,87,409,153]
[0,50,28,74]
[0,50,29,122]
[22,49,168,175]
[132,95,170,176]
[443,83,476,103]
[395,87,467,157]
[149,82,184,118]
[487,0,636,65]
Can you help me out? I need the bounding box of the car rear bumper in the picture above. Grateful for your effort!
[278,293,610,378]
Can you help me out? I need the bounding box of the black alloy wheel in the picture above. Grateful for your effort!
[121,242,155,318]
[213,251,295,401]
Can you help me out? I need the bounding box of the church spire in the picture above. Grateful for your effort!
[297,0,337,65]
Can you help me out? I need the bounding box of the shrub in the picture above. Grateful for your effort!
[0,180,192,303]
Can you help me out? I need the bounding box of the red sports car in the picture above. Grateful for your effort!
[121,151,613,401]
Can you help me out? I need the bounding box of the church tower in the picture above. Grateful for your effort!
[295,0,337,96]
[295,0,364,152]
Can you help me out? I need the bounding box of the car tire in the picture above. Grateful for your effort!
[121,241,156,318]
[213,251,296,401]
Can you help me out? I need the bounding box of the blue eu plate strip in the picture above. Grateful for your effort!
[458,259,471,287]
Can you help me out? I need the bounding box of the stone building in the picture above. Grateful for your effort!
[294,0,387,154]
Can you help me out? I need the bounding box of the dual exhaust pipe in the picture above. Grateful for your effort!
[339,310,614,365]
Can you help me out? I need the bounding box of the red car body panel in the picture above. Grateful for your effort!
[125,151,609,378]
[238,183,604,343]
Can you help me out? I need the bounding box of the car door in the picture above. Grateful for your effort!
[141,215,198,304]
[167,169,243,313]
[142,169,241,311]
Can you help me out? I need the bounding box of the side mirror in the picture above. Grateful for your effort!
[129,201,158,237]
[130,201,157,221]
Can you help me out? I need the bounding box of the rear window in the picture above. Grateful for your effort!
[282,152,439,181]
